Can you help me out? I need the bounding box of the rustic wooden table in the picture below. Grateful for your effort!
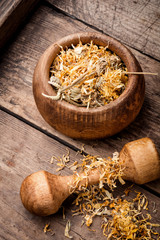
[0,0,160,239]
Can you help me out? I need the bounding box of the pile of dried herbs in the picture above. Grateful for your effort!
[43,41,128,108]
[101,193,160,239]
[68,153,125,193]
[50,150,160,239]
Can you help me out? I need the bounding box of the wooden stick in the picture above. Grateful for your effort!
[122,72,158,76]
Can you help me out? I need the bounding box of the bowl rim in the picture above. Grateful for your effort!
[35,32,141,114]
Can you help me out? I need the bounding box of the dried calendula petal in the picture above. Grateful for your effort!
[64,220,73,239]
[85,214,93,227]
[62,206,66,220]
[51,149,70,172]
[43,223,51,233]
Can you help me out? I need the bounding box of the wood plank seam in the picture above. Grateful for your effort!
[44,0,160,62]
[0,3,159,195]
[1,105,160,198]
[0,0,40,52]
[0,105,87,155]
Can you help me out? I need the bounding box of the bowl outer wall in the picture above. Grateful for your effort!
[33,32,145,139]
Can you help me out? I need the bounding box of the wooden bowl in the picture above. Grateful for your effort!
[33,32,145,139]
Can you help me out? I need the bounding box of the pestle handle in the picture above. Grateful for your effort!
[20,138,160,216]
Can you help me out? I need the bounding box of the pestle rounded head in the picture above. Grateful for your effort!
[20,171,70,216]
[120,138,160,184]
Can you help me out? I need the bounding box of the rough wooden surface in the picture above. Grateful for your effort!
[0,1,160,239]
[0,0,39,50]
[1,110,160,239]
[47,0,160,60]
[0,3,160,193]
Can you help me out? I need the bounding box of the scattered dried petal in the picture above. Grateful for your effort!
[43,223,51,233]
[64,220,73,239]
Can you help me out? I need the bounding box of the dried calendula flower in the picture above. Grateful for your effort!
[48,151,160,240]
[75,152,125,190]
[69,152,125,230]
[43,41,128,108]
[53,151,124,192]
[102,193,160,239]
[70,160,160,238]
[49,151,160,239]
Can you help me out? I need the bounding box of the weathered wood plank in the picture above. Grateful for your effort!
[47,0,160,60]
[0,0,39,50]
[0,110,88,240]
[0,110,160,240]
[0,4,160,194]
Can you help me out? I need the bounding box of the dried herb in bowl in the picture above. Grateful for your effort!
[43,41,128,108]
[34,32,146,138]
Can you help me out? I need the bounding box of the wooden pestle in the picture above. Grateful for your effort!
[20,138,160,216]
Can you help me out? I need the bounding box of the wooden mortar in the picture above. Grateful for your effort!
[33,32,145,139]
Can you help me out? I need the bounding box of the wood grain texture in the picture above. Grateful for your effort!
[0,0,39,50]
[0,4,160,193]
[47,0,160,60]
[0,110,160,239]
[0,110,86,240]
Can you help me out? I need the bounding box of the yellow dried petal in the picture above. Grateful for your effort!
[85,215,93,227]
[64,220,73,239]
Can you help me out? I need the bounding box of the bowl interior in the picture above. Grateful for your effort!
[41,32,140,113]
